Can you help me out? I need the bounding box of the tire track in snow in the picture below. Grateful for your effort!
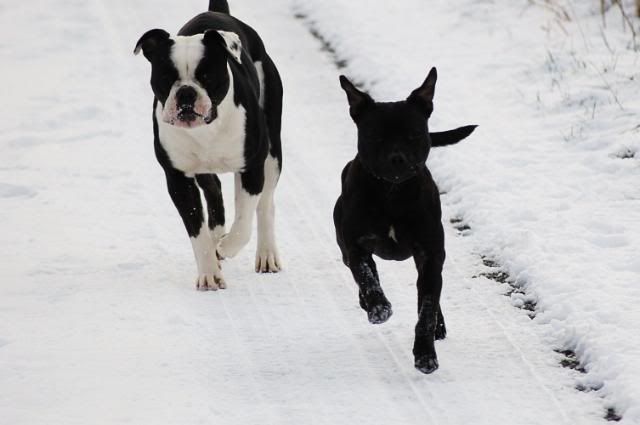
[446,239,573,425]
[216,294,280,425]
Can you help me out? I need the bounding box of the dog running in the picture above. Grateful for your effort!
[333,69,476,373]
[135,0,283,290]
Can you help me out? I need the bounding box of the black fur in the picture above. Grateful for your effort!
[209,0,229,15]
[431,125,477,147]
[209,0,230,14]
[333,69,476,374]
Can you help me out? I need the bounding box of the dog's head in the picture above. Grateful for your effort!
[340,68,468,183]
[134,29,242,129]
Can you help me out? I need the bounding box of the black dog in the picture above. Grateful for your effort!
[135,0,283,290]
[333,68,476,374]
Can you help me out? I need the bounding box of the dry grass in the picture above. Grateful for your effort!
[601,0,640,17]
[539,0,640,49]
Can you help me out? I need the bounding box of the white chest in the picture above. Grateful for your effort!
[155,99,247,176]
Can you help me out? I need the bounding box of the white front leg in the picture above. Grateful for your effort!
[217,173,260,259]
[191,223,226,290]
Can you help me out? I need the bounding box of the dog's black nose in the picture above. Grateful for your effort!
[389,151,408,169]
[176,86,197,108]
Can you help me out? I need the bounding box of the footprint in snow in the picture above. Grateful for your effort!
[0,183,36,199]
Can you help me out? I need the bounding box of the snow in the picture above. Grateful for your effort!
[294,0,640,422]
[0,0,637,423]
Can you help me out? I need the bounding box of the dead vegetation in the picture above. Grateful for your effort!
[533,1,639,48]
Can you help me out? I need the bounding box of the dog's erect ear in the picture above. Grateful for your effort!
[408,67,437,116]
[134,29,171,61]
[203,30,243,63]
[339,75,373,120]
[430,125,477,147]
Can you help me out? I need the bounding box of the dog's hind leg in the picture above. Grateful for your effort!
[217,170,262,260]
[254,55,283,273]
[259,55,283,163]
[255,155,281,273]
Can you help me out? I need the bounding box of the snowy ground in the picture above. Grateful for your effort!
[294,0,640,422]
[0,0,637,424]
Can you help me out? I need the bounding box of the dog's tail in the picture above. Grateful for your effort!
[209,0,230,13]
[430,125,477,147]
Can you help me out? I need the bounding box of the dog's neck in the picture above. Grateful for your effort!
[354,155,423,191]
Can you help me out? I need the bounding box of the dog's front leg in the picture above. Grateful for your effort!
[435,304,447,340]
[412,248,445,374]
[164,169,224,290]
[217,170,262,259]
[346,249,393,324]
[196,174,226,250]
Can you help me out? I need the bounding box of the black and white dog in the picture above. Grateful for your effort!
[333,69,476,373]
[135,0,283,290]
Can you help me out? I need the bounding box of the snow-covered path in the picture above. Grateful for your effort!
[0,0,611,423]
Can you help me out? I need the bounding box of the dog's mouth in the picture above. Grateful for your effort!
[170,106,217,127]
[359,155,424,184]
[374,165,421,184]
[177,106,200,122]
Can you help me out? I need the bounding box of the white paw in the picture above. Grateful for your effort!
[195,271,226,291]
[217,231,250,259]
[255,248,282,273]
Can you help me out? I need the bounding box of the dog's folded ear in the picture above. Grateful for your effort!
[339,76,373,121]
[134,29,171,61]
[407,67,437,116]
[203,30,243,64]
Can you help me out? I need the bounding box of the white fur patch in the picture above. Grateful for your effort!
[211,224,226,246]
[389,226,398,243]
[161,35,213,127]
[171,35,205,81]
[191,222,225,290]
[217,31,242,63]
[156,65,247,176]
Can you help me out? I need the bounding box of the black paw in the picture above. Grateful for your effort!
[367,302,393,324]
[415,355,439,374]
[435,322,447,340]
[358,292,369,311]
